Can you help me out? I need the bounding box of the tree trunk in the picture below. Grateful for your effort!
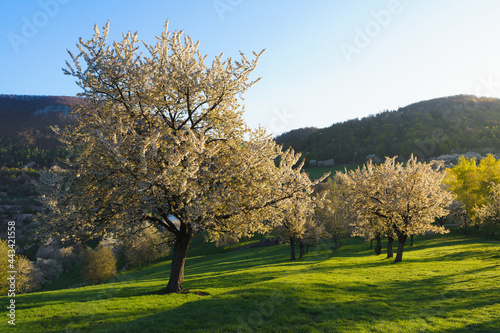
[165,226,193,293]
[394,233,408,263]
[375,234,382,255]
[333,234,341,249]
[370,238,373,250]
[386,236,394,258]
[299,242,305,258]
[410,235,414,247]
[290,237,296,260]
[463,215,469,236]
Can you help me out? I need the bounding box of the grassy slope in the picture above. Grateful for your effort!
[2,233,499,332]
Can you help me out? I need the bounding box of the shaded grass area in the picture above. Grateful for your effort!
[2,233,499,332]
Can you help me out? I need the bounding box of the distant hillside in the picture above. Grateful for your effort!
[276,95,500,165]
[0,94,81,167]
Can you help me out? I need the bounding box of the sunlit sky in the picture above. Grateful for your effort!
[2,0,500,135]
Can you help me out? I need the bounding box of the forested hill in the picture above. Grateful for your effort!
[275,95,500,166]
[0,94,81,168]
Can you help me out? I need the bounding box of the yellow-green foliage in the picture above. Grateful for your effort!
[16,255,36,293]
[0,239,35,294]
[444,154,500,222]
[0,239,9,295]
[81,246,117,284]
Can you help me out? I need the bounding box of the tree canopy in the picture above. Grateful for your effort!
[444,154,500,232]
[338,155,454,262]
[34,22,325,292]
[475,182,500,236]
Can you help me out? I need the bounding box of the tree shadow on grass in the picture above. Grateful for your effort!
[11,243,327,329]
[12,237,499,332]
[154,241,347,289]
[14,283,161,312]
[56,276,499,333]
[438,318,500,333]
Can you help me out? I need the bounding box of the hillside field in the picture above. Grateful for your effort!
[2,232,499,332]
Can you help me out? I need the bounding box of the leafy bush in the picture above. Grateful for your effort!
[123,225,170,268]
[31,258,62,291]
[59,246,78,272]
[16,255,37,293]
[36,241,61,261]
[0,239,10,295]
[81,246,117,284]
[1,239,37,294]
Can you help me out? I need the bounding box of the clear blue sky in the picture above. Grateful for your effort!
[2,0,500,135]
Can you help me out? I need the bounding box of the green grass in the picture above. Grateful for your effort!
[2,233,499,332]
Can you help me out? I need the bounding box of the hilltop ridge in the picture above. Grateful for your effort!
[2,94,500,168]
[0,94,81,167]
[275,95,500,165]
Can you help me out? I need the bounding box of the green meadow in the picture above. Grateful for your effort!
[2,232,499,332]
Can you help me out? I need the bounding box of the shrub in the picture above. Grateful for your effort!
[123,225,170,268]
[81,246,117,284]
[36,240,61,261]
[0,239,10,295]
[31,258,62,291]
[17,256,37,293]
[1,240,37,294]
[214,232,239,249]
[59,246,78,272]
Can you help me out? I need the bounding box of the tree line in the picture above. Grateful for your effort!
[0,138,67,168]
[276,95,500,165]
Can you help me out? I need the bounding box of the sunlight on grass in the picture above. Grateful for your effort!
[2,233,499,332]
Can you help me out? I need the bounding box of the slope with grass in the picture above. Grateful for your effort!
[2,233,499,332]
